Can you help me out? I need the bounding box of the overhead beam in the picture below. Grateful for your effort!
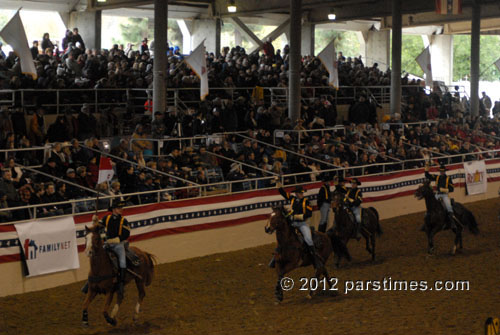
[250,19,290,53]
[229,17,265,48]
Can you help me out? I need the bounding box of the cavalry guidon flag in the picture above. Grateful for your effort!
[494,58,500,73]
[435,0,462,15]
[185,40,209,101]
[0,10,37,80]
[416,47,433,88]
[317,39,339,89]
[97,156,114,184]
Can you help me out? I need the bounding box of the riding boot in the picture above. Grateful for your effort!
[118,268,126,298]
[81,281,89,294]
[355,221,362,240]
[447,212,457,230]
[268,255,276,268]
[318,222,327,233]
[307,245,324,269]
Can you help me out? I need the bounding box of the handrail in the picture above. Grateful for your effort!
[0,148,498,225]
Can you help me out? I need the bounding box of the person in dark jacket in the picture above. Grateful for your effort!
[345,178,363,239]
[317,174,332,233]
[425,163,456,229]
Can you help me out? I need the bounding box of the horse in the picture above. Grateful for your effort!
[265,205,350,302]
[82,223,156,327]
[330,191,382,266]
[414,179,479,255]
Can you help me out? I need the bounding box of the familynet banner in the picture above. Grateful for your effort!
[14,217,79,277]
[464,160,487,195]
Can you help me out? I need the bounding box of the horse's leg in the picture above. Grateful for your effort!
[370,233,376,262]
[103,291,118,326]
[82,290,97,327]
[452,227,462,255]
[427,229,435,255]
[133,279,146,322]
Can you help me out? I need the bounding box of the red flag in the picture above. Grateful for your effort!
[97,156,114,184]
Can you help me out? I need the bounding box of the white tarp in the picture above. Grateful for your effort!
[464,160,487,195]
[15,216,79,277]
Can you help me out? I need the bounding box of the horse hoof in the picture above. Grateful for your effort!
[105,316,117,326]
[82,321,89,328]
[307,294,312,300]
[451,246,457,255]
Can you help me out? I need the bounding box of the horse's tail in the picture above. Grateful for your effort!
[327,229,351,262]
[462,207,479,235]
[144,252,157,287]
[368,207,383,236]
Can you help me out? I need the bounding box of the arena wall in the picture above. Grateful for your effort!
[1,164,499,297]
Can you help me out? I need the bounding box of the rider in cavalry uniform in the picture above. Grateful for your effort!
[425,163,457,229]
[81,201,131,297]
[317,174,332,233]
[333,175,348,195]
[344,178,363,240]
[270,182,323,269]
[100,200,130,298]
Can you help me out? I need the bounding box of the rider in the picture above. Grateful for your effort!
[344,178,363,240]
[81,201,130,296]
[317,174,332,233]
[425,163,456,229]
[271,182,323,269]
[333,175,348,195]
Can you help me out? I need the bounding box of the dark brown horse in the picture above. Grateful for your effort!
[265,206,349,302]
[82,223,156,326]
[414,179,479,255]
[330,192,382,266]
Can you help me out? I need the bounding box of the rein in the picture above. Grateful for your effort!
[88,274,114,283]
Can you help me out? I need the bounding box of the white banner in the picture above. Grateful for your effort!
[15,217,79,277]
[185,40,209,100]
[416,46,432,87]
[464,160,487,195]
[317,39,339,89]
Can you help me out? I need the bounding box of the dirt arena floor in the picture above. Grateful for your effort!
[1,197,500,335]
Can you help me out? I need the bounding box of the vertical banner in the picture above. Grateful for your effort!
[15,217,79,277]
[416,47,433,88]
[317,39,339,89]
[464,160,487,195]
[185,40,209,101]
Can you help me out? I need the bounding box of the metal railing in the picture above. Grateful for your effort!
[0,148,498,225]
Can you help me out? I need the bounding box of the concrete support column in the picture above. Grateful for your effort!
[470,0,481,117]
[153,0,167,114]
[390,0,402,116]
[68,10,102,50]
[288,0,302,122]
[177,19,192,54]
[192,19,221,54]
[235,30,242,47]
[301,22,314,56]
[364,30,390,71]
[426,35,453,85]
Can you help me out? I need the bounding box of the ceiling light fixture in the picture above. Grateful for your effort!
[227,0,237,13]
[328,9,336,21]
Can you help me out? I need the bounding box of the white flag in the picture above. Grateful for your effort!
[416,47,432,87]
[494,58,500,72]
[317,39,339,89]
[97,156,114,185]
[185,41,209,100]
[0,10,37,80]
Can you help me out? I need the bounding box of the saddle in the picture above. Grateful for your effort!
[105,242,141,272]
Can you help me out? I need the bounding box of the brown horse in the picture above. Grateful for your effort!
[265,205,349,302]
[330,192,382,266]
[82,223,156,327]
[414,179,479,255]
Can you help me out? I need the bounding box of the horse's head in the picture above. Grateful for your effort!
[84,223,103,257]
[331,192,344,211]
[265,206,288,234]
[414,179,432,200]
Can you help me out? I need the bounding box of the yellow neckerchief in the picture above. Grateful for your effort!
[105,215,125,236]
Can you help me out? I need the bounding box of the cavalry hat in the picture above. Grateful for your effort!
[293,185,306,193]
[109,200,126,211]
[439,164,447,171]
[351,178,361,185]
